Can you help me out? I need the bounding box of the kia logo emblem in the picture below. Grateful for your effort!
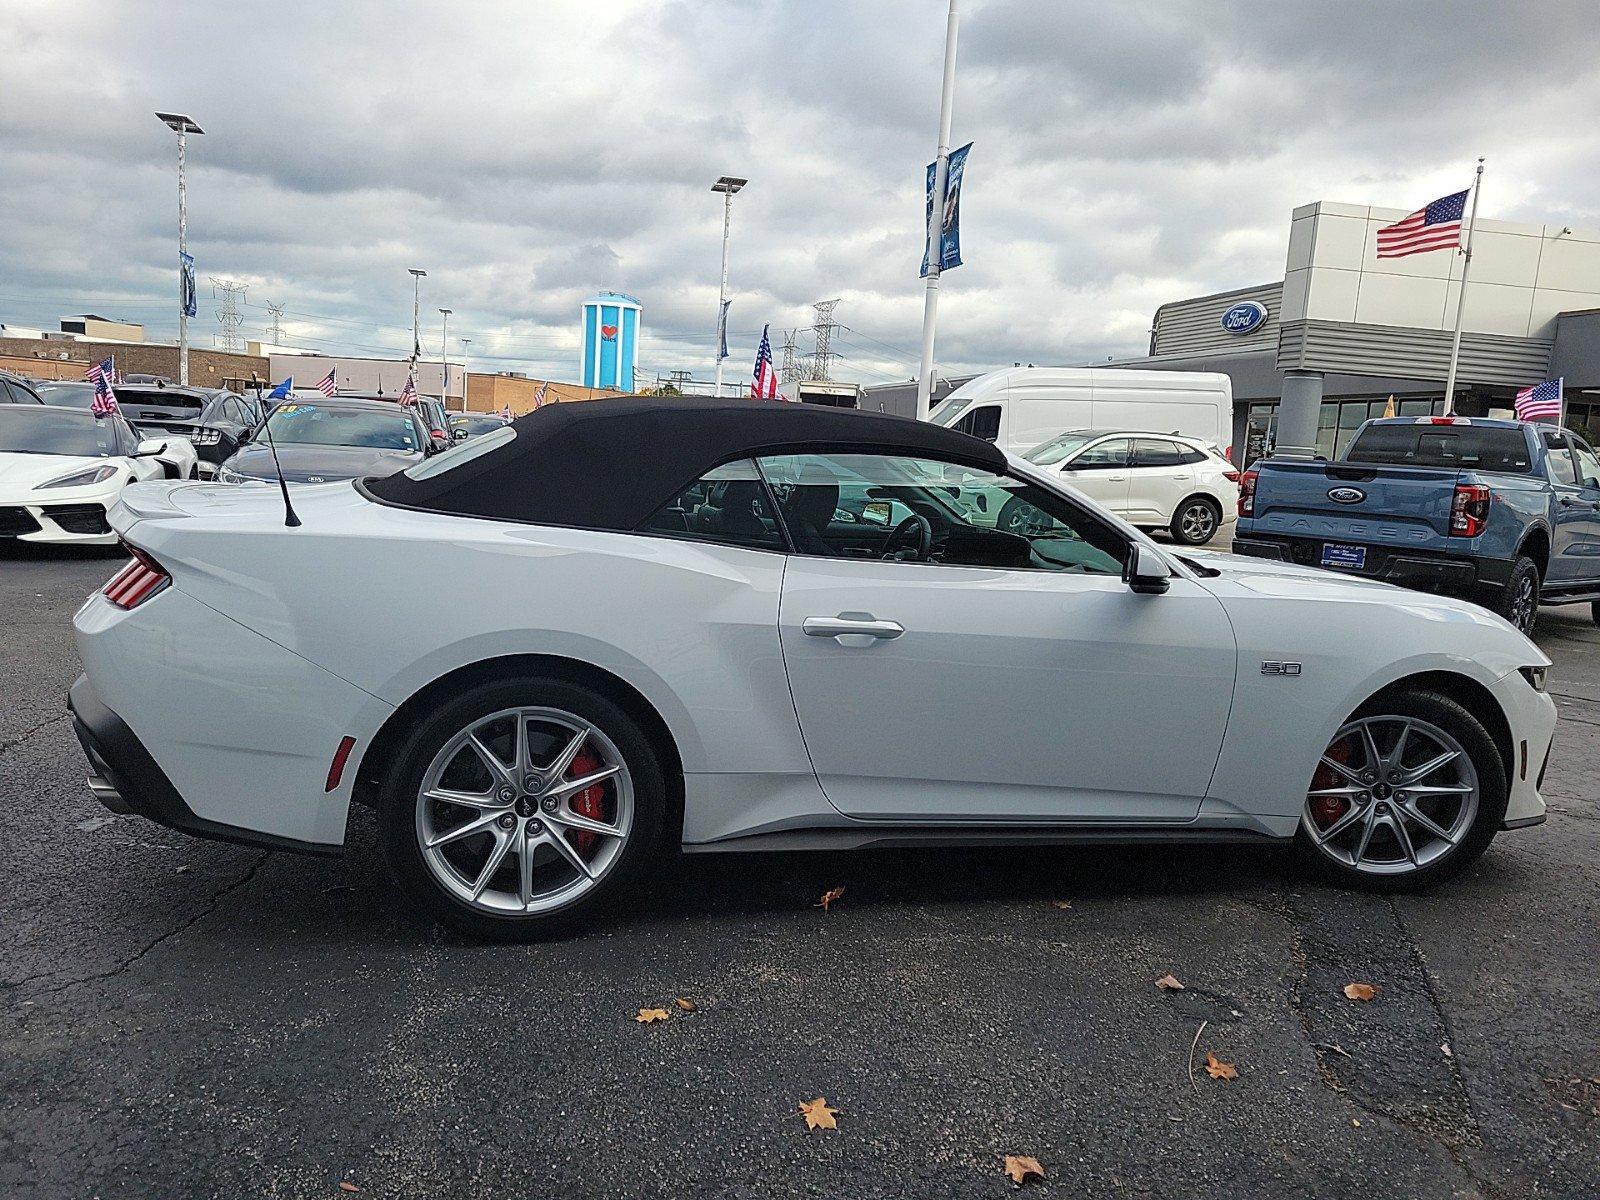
[1328,486,1366,505]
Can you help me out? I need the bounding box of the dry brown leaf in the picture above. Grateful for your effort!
[338,1185,360,1195]
[1204,1052,1238,1081]
[816,887,845,912]
[797,1096,839,1130]
[674,997,697,1012]
[636,1007,670,1024]
[1052,900,1073,910]
[1155,973,1185,991]
[1002,1155,1046,1185]
[1343,982,1379,1002]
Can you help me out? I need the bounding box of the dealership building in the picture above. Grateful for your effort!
[866,200,1600,465]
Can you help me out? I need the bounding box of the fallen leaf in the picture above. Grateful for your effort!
[797,1096,839,1130]
[1204,1052,1238,1081]
[816,887,845,912]
[1052,900,1073,910]
[674,997,697,1012]
[1440,1042,1452,1058]
[636,1007,670,1024]
[1343,982,1380,1002]
[1352,1118,1361,1127]
[1002,1155,1046,1185]
[339,1185,360,1195]
[1155,973,1185,991]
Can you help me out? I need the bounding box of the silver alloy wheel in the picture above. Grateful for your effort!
[1302,715,1479,876]
[1178,501,1217,543]
[415,706,634,915]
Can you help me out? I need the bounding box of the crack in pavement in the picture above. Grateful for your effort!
[4,852,270,1003]
[0,712,69,758]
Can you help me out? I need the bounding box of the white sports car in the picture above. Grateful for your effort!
[70,399,1555,939]
[0,405,197,545]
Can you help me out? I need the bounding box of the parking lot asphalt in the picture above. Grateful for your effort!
[1,548,1597,1200]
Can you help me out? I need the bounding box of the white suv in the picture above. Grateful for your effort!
[1021,430,1240,545]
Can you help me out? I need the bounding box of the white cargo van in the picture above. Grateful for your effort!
[928,367,1233,458]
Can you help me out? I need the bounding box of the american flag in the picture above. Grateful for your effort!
[398,374,417,406]
[531,380,550,409]
[314,368,337,397]
[1376,190,1469,258]
[499,403,513,420]
[750,324,778,399]
[90,369,119,418]
[1514,377,1563,423]
[84,355,116,386]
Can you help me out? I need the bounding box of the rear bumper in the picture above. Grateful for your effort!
[68,674,339,856]
[1232,535,1497,591]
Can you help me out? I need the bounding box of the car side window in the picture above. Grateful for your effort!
[755,452,1126,576]
[952,404,1001,442]
[1177,445,1209,465]
[1132,439,1185,468]
[1573,436,1600,491]
[1543,431,1580,486]
[637,459,786,552]
[1067,438,1131,469]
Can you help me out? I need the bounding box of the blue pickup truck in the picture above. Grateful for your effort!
[1234,416,1600,634]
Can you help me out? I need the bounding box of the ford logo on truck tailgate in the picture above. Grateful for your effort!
[1328,487,1366,505]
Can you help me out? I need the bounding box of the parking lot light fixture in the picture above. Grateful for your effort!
[408,268,427,369]
[439,308,452,405]
[458,338,472,411]
[711,176,747,398]
[156,112,204,386]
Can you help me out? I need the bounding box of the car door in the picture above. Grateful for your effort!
[762,451,1237,824]
[1126,438,1194,525]
[1058,436,1132,515]
[1563,432,1600,582]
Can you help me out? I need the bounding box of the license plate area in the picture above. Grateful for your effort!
[1320,542,1367,570]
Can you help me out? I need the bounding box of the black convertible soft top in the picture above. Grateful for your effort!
[366,396,1007,531]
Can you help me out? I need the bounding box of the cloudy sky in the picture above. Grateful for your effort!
[2,1,1597,389]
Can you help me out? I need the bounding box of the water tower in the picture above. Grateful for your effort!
[580,292,641,391]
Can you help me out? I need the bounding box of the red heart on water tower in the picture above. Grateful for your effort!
[601,325,618,340]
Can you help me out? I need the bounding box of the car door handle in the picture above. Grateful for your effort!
[802,615,905,641]
[1560,496,1596,510]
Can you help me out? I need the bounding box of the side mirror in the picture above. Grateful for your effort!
[452,427,469,441]
[135,439,169,457]
[429,432,449,454]
[1123,543,1172,595]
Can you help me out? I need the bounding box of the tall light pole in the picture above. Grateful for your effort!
[408,268,427,374]
[156,112,204,386]
[459,337,472,411]
[438,307,452,406]
[915,0,960,421]
[711,176,746,398]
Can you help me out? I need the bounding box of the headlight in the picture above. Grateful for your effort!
[216,466,245,484]
[1519,665,1548,692]
[34,464,118,489]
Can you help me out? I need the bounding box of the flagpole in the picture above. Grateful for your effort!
[915,0,960,422]
[1442,158,1484,417]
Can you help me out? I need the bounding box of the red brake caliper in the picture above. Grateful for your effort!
[1309,737,1352,828]
[567,745,605,859]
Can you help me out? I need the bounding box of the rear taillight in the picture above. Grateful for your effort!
[1222,469,1241,483]
[103,544,171,609]
[1238,469,1258,517]
[1450,483,1490,538]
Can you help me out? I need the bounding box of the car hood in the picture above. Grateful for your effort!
[224,443,420,483]
[0,451,122,492]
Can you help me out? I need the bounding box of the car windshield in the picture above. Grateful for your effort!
[33,382,96,407]
[114,388,206,412]
[0,407,119,456]
[263,403,420,450]
[1345,422,1532,474]
[1024,431,1099,466]
[451,415,507,436]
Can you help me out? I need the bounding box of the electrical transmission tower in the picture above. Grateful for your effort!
[211,278,247,352]
[264,301,286,346]
[809,299,841,381]
[779,328,800,384]
[667,369,693,394]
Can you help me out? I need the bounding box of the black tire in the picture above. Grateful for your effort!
[1491,556,1540,635]
[1292,689,1508,893]
[1169,495,1222,546]
[378,675,665,941]
[995,495,1037,536]
[1590,599,1600,627]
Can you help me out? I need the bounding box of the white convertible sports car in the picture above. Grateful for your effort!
[0,405,197,545]
[70,399,1555,938]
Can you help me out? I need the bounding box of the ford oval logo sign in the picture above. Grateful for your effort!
[1220,300,1268,335]
[1328,486,1366,505]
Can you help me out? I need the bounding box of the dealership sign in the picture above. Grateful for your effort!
[1220,300,1269,335]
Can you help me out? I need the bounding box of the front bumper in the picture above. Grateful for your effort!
[0,499,115,543]
[69,675,340,856]
[1232,534,1495,592]
[1488,667,1556,830]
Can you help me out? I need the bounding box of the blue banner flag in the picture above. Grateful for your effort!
[267,377,293,399]
[180,251,197,318]
[717,299,731,361]
[920,141,972,278]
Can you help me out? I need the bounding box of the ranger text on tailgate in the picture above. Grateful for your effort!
[1234,417,1600,634]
